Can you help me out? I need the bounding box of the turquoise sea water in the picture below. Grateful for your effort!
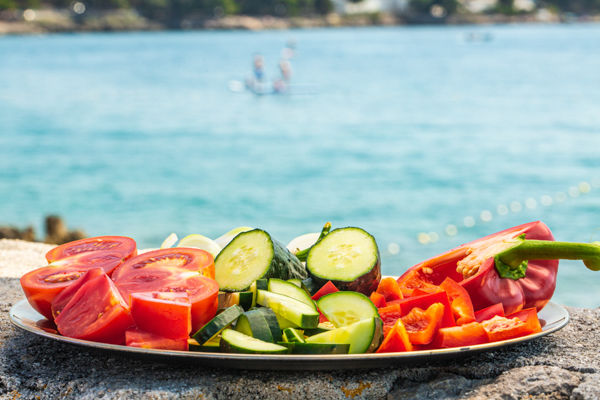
[1,24,600,308]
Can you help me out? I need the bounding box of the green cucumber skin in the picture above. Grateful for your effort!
[235,310,274,343]
[307,228,382,295]
[256,279,269,291]
[254,307,283,343]
[216,229,308,292]
[192,305,243,345]
[278,342,350,355]
[301,277,322,296]
[220,330,288,354]
[282,328,305,343]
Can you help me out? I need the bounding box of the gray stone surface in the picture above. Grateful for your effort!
[1,240,600,400]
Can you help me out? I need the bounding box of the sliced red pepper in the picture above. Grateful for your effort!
[370,291,387,308]
[481,316,534,342]
[425,321,489,349]
[376,277,403,301]
[400,303,444,345]
[378,303,402,336]
[475,303,505,323]
[389,291,456,329]
[506,308,542,333]
[311,281,339,301]
[439,277,475,326]
[376,318,413,353]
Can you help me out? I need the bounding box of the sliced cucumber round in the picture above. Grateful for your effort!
[215,229,308,292]
[220,329,288,354]
[306,227,381,295]
[268,278,316,310]
[192,305,243,345]
[235,310,274,343]
[316,291,380,328]
[278,342,350,354]
[305,317,383,354]
[256,290,319,329]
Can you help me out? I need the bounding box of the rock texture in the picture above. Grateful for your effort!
[1,239,600,400]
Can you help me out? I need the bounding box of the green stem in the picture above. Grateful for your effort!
[294,222,332,262]
[495,238,600,280]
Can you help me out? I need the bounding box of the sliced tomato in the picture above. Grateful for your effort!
[46,236,137,265]
[370,291,387,308]
[126,328,189,351]
[311,281,339,301]
[475,303,505,323]
[55,274,135,344]
[130,292,191,339]
[425,321,489,349]
[439,277,475,326]
[481,316,535,342]
[112,248,219,332]
[400,303,445,345]
[376,277,403,301]
[376,319,413,353]
[505,308,542,333]
[51,267,105,320]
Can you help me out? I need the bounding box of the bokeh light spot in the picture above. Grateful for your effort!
[480,210,493,222]
[525,198,537,209]
[541,195,553,206]
[555,192,567,203]
[464,216,475,228]
[418,233,430,244]
[510,201,522,212]
[497,205,509,215]
[387,243,400,255]
[579,182,591,193]
[569,187,580,198]
[445,224,458,236]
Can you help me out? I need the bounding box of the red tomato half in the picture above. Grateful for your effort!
[46,236,137,265]
[55,274,135,344]
[130,292,191,339]
[112,248,219,332]
[20,251,125,320]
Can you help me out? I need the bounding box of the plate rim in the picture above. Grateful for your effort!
[9,297,570,369]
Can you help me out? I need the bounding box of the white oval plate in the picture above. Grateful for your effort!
[9,299,569,371]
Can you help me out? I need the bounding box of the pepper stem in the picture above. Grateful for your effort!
[294,222,332,262]
[495,236,600,280]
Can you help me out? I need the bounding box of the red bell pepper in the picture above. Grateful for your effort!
[370,291,387,308]
[400,303,445,345]
[376,319,413,353]
[481,316,534,342]
[424,321,489,349]
[397,221,600,314]
[311,281,339,301]
[506,308,542,333]
[475,303,505,323]
[376,277,403,301]
[439,277,475,326]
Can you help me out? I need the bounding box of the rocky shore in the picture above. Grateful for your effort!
[1,239,600,399]
[0,9,585,35]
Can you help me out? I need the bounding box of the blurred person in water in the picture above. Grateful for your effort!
[274,58,293,93]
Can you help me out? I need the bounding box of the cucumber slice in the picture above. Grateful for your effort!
[273,311,300,329]
[256,279,269,291]
[249,281,258,308]
[306,227,381,295]
[287,279,302,288]
[304,322,336,336]
[301,277,322,296]
[282,328,305,343]
[178,234,221,258]
[192,305,243,345]
[256,290,319,329]
[316,291,380,328]
[214,227,254,249]
[235,310,274,343]
[268,278,316,310]
[189,337,221,353]
[253,307,283,343]
[215,229,308,292]
[305,317,383,354]
[278,342,350,355]
[161,233,178,249]
[218,291,254,311]
[220,329,288,354]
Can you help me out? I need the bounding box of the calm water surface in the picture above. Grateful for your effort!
[1,24,600,307]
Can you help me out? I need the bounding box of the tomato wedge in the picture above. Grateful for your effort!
[112,248,219,332]
[126,328,189,351]
[55,274,135,344]
[51,267,105,320]
[130,292,191,339]
[20,251,124,320]
[46,236,137,266]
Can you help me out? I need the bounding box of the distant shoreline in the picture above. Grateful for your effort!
[1,10,598,35]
